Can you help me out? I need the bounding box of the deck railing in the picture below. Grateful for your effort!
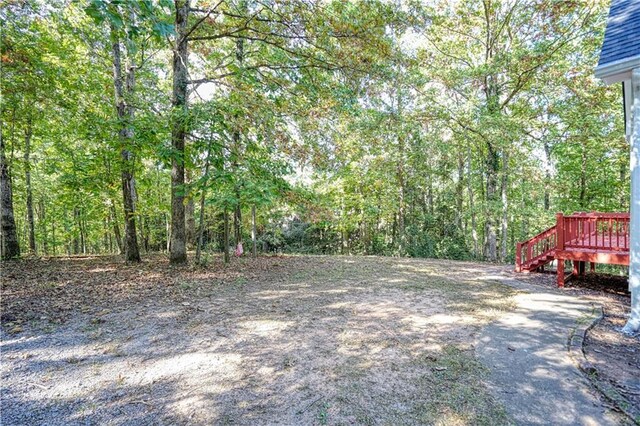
[516,212,630,273]
[557,212,630,252]
[516,225,557,272]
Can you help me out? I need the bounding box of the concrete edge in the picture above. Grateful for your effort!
[567,306,640,425]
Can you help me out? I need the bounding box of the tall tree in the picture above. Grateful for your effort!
[24,116,36,253]
[111,24,141,262]
[169,0,189,263]
[0,124,20,259]
[86,0,174,261]
[0,0,625,266]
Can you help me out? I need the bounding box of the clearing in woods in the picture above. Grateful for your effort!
[4,255,520,425]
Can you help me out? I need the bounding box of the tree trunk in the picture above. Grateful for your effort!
[73,207,82,254]
[105,216,112,253]
[142,216,150,252]
[395,83,406,252]
[51,216,56,256]
[234,204,242,247]
[500,150,509,262]
[251,204,257,257]
[80,215,87,254]
[24,117,36,253]
[485,145,499,262]
[137,215,144,253]
[38,197,47,254]
[0,122,20,259]
[72,209,78,254]
[456,152,464,232]
[520,162,528,241]
[580,143,587,209]
[397,161,406,245]
[195,139,212,264]
[195,188,206,264]
[170,0,189,264]
[466,148,478,258]
[223,208,230,264]
[165,212,171,253]
[110,202,123,254]
[231,28,245,254]
[543,139,551,210]
[111,26,141,262]
[186,169,196,248]
[481,20,501,262]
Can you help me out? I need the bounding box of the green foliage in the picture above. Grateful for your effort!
[0,0,626,263]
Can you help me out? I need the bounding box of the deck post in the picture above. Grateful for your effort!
[556,213,565,287]
[590,262,596,273]
[557,260,565,287]
[515,242,522,272]
[623,68,640,335]
[556,213,564,251]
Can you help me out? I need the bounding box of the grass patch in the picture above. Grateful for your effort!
[411,345,511,425]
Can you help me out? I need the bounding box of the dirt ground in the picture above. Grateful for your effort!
[2,255,518,425]
[576,275,640,422]
[517,269,640,421]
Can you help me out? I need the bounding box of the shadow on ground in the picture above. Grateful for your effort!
[0,256,548,425]
[475,274,628,426]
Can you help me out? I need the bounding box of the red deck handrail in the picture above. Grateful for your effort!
[558,212,629,253]
[515,211,630,273]
[516,224,557,272]
[562,212,630,219]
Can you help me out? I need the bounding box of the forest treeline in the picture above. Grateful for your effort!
[1,0,627,264]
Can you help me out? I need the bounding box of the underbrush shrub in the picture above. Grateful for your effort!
[434,235,471,260]
[302,222,340,254]
[405,229,436,258]
[368,233,388,255]
[259,227,286,253]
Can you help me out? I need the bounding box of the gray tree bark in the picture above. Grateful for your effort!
[395,89,406,252]
[543,139,552,210]
[500,150,509,262]
[485,143,499,262]
[111,27,141,262]
[195,138,212,264]
[251,204,257,257]
[467,148,478,258]
[24,117,35,253]
[170,0,189,264]
[195,190,206,264]
[232,24,245,254]
[109,202,123,254]
[38,197,47,254]
[579,144,587,209]
[456,153,464,232]
[0,122,20,259]
[223,208,230,264]
[186,169,196,249]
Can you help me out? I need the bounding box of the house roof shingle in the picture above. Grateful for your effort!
[598,0,640,67]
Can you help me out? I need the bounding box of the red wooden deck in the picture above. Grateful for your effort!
[516,212,630,287]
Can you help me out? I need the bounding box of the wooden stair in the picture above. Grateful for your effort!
[516,212,630,287]
[516,226,557,272]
